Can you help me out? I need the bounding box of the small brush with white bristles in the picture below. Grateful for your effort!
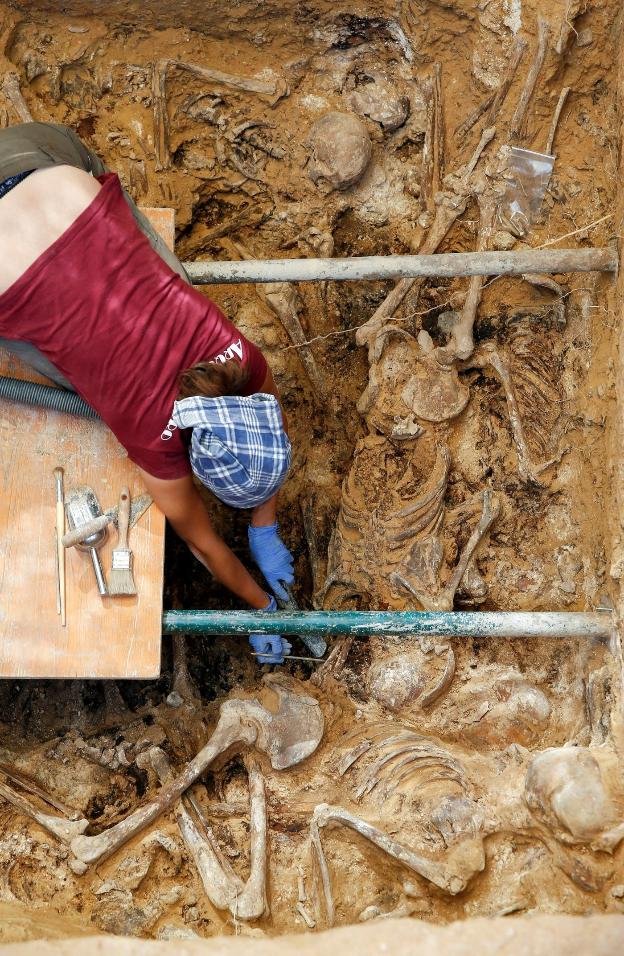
[108,487,137,596]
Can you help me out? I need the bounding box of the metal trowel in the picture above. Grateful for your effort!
[277,586,327,659]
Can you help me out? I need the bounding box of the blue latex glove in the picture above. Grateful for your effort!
[248,523,294,602]
[249,595,292,664]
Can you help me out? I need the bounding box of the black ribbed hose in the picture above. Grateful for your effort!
[0,375,99,419]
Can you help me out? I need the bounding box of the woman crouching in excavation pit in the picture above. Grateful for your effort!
[0,121,293,663]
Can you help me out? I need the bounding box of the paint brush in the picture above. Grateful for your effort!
[108,487,136,596]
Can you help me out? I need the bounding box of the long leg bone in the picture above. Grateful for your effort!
[509,16,550,140]
[1,73,33,122]
[0,778,88,845]
[434,193,497,363]
[70,677,323,867]
[356,127,496,347]
[152,748,268,920]
[235,757,269,920]
[226,239,328,401]
[456,37,526,138]
[311,804,482,926]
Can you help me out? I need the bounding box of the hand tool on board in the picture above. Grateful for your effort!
[277,585,327,658]
[65,486,109,596]
[108,487,137,597]
[53,467,66,627]
[61,494,152,549]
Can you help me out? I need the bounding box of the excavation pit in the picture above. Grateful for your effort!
[0,0,623,952]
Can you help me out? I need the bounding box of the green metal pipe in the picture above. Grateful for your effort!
[162,610,612,640]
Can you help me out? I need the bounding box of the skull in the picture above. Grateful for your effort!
[307,111,372,191]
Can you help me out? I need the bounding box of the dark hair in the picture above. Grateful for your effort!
[177,358,250,400]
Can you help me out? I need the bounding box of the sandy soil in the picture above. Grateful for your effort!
[0,0,622,947]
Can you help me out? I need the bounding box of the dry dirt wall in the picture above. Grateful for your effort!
[2,914,624,955]
[0,0,623,949]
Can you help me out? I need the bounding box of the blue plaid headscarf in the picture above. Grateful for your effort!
[171,393,291,508]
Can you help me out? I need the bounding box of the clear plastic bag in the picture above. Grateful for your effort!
[497,146,555,236]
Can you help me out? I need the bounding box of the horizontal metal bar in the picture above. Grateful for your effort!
[185,248,617,285]
[162,610,612,640]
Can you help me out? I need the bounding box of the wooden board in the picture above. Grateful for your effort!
[0,208,174,679]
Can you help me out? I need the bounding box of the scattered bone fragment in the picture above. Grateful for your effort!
[296,901,316,928]
[306,112,372,191]
[152,59,169,171]
[433,64,445,190]
[455,37,526,138]
[0,778,88,845]
[420,74,436,213]
[102,681,133,727]
[546,87,572,156]
[70,677,323,867]
[509,17,550,141]
[585,666,612,746]
[346,71,409,131]
[1,72,33,122]
[356,126,496,346]
[171,634,200,703]
[301,498,326,599]
[153,59,288,169]
[225,238,328,401]
[484,37,528,128]
[556,1,588,55]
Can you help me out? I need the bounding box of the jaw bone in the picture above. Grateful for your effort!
[70,676,324,867]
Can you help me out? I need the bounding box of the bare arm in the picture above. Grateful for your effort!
[138,468,271,609]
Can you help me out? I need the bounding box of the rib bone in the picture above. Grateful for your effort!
[469,347,565,485]
[70,677,323,867]
[392,490,500,611]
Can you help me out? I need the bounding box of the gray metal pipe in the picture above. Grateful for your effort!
[185,247,617,285]
[162,610,613,640]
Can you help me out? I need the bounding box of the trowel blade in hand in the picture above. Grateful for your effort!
[277,586,327,658]
[104,494,152,530]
